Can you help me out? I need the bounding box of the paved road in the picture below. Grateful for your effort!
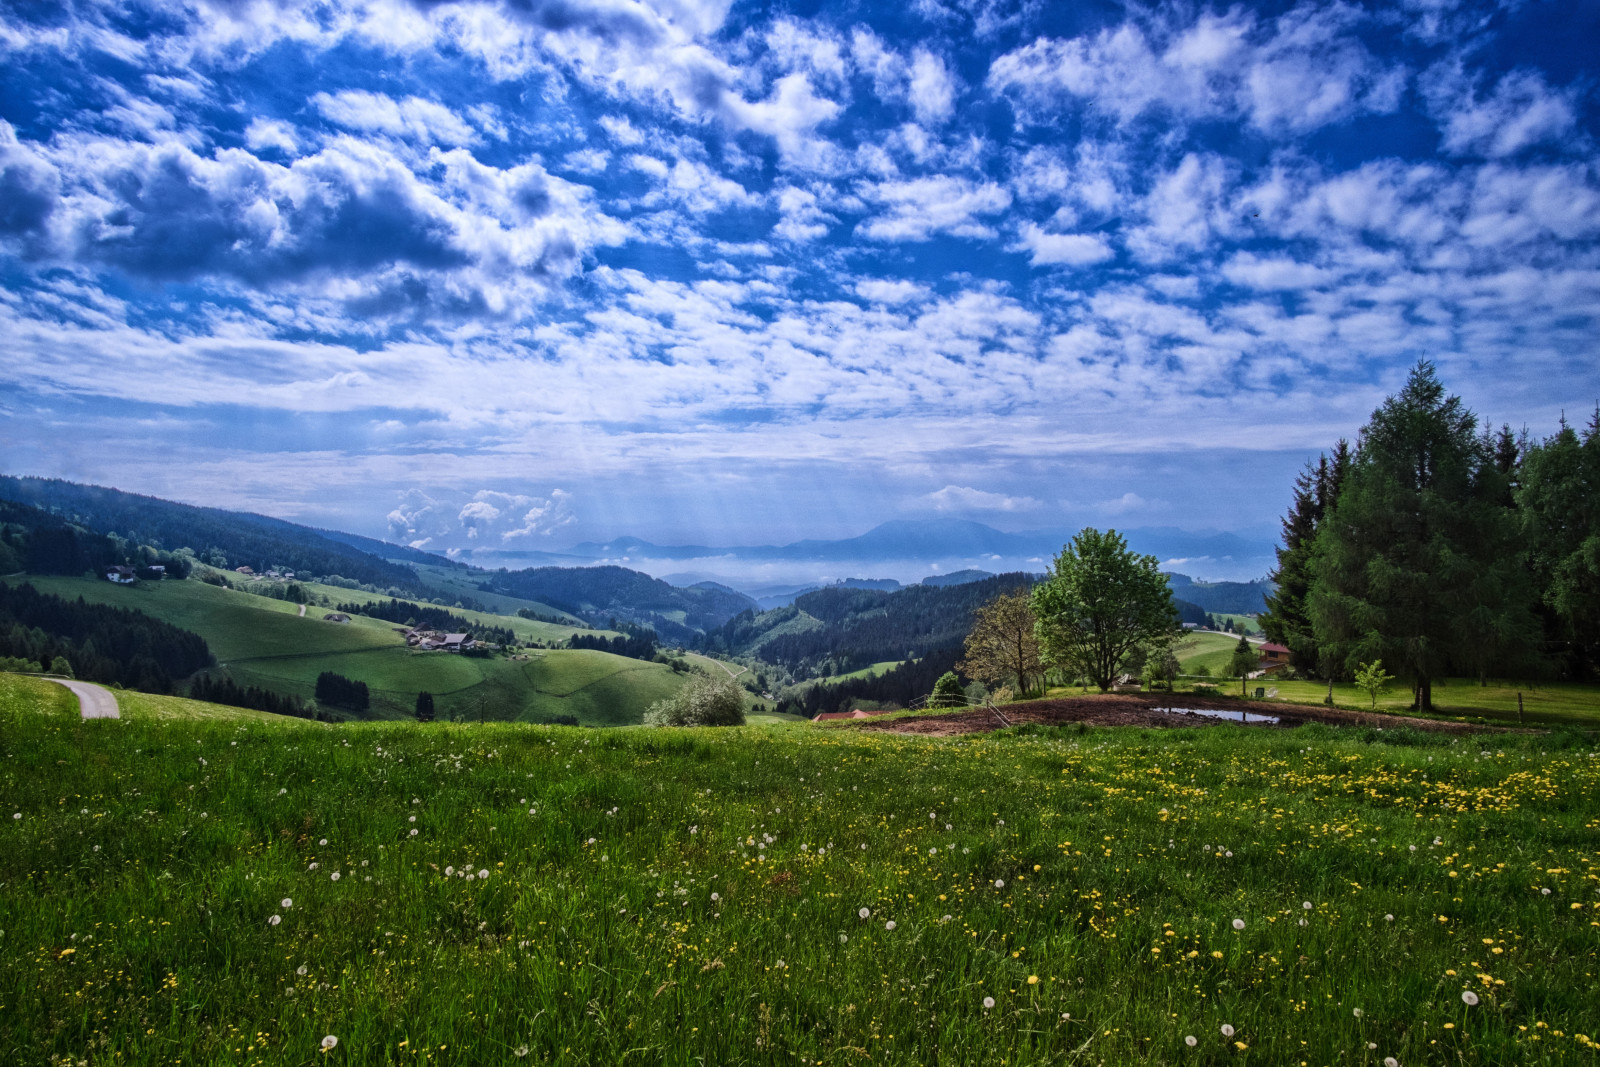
[49,678,121,719]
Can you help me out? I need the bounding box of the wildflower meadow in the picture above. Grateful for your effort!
[1,673,1597,1065]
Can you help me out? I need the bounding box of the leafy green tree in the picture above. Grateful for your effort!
[414,691,435,723]
[930,671,966,708]
[1353,660,1393,708]
[958,590,1044,697]
[1517,410,1600,677]
[643,675,746,727]
[1031,528,1179,692]
[49,655,73,678]
[1227,635,1257,696]
[1142,636,1181,690]
[1308,361,1538,711]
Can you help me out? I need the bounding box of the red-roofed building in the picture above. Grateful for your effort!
[1258,642,1292,672]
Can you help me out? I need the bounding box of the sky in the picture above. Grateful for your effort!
[1,0,1597,569]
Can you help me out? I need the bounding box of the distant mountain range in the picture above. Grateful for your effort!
[469,518,1277,585]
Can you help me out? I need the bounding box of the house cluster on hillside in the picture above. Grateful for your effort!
[235,566,295,580]
[104,564,163,583]
[402,628,477,652]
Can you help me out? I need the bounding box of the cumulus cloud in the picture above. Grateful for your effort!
[312,90,476,145]
[503,489,576,539]
[908,49,957,125]
[1424,65,1580,159]
[927,485,1042,512]
[856,175,1012,241]
[1011,223,1114,267]
[988,6,1401,135]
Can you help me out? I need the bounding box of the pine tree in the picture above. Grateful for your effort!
[1261,441,1349,678]
[415,691,435,722]
[1517,407,1600,676]
[1307,361,1537,711]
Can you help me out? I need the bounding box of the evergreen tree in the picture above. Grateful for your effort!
[1517,408,1600,676]
[1307,361,1537,711]
[415,691,435,722]
[1261,441,1349,678]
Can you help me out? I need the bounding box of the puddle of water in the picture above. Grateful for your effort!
[1161,707,1281,725]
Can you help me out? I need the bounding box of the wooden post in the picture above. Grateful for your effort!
[1518,691,1524,724]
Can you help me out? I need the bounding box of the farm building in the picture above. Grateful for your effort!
[105,565,136,584]
[1257,642,1292,671]
[323,612,351,623]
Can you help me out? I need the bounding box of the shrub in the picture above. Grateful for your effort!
[643,675,746,727]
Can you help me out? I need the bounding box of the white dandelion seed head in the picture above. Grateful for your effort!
[1185,1036,1197,1047]
[1298,918,1308,926]
[330,872,340,881]
[409,829,418,836]
[711,893,720,902]
[885,921,896,931]
[478,869,488,879]
[1541,887,1551,895]
[319,838,328,846]
[281,898,292,908]
[12,813,20,820]
[941,914,952,922]
[1221,1024,1235,1037]
[1385,1058,1399,1067]
[774,959,785,969]
[995,879,1005,889]
[1409,844,1417,851]
[838,934,848,944]
[297,965,308,976]
[308,862,318,871]
[982,996,995,1009]
[1385,914,1395,921]
[1302,901,1313,910]
[268,915,281,926]
[859,908,871,919]
[1353,1008,1363,1018]
[1232,919,1245,930]
[445,866,454,876]
[408,816,416,823]
[1461,990,1479,1006]
[514,1046,529,1058]
[320,1035,337,1050]
[278,788,287,795]
[587,838,596,845]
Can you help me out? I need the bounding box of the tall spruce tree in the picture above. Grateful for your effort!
[1261,440,1349,677]
[1307,361,1535,711]
[1517,409,1600,676]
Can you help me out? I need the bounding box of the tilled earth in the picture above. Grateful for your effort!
[855,693,1486,736]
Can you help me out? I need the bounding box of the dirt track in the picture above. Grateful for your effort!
[854,693,1486,737]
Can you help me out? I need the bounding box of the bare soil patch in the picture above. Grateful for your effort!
[855,693,1486,737]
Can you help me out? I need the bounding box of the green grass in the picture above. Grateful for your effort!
[297,577,592,645]
[3,673,1597,1065]
[410,563,586,625]
[1257,678,1600,727]
[1176,631,1253,677]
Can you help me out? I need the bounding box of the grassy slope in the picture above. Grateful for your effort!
[408,563,586,625]
[1177,631,1254,676]
[288,579,594,645]
[3,576,685,726]
[2,672,1596,1066]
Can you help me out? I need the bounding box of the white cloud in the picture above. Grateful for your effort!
[988,6,1400,135]
[772,185,836,242]
[1425,65,1579,159]
[1011,223,1114,267]
[926,485,1042,512]
[722,73,844,172]
[855,279,928,305]
[503,489,577,539]
[908,49,957,125]
[243,118,299,155]
[312,91,476,146]
[856,175,1012,241]
[1221,252,1331,291]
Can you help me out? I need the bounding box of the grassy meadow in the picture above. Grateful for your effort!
[3,673,1597,1065]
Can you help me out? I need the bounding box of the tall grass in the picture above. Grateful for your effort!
[2,674,1597,1065]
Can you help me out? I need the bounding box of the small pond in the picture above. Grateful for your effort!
[1160,707,1282,725]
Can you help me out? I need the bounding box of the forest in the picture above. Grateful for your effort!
[333,598,516,645]
[1260,361,1600,708]
[0,582,213,692]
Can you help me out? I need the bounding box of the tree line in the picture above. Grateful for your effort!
[774,647,965,717]
[314,670,370,711]
[0,581,213,692]
[1260,361,1600,709]
[0,499,193,579]
[568,622,659,660]
[189,674,315,718]
[334,599,516,645]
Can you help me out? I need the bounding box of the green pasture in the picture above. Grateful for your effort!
[2,673,1597,1066]
[289,579,596,646]
[409,563,585,625]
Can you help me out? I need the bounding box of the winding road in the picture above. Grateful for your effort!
[49,678,121,719]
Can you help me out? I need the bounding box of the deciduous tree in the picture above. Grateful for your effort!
[958,590,1044,697]
[1031,528,1179,693]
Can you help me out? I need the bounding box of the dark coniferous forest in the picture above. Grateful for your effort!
[0,582,212,692]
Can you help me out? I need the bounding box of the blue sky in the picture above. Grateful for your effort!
[1,0,1596,570]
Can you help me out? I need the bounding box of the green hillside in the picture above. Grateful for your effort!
[1,575,689,725]
[1177,630,1256,676]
